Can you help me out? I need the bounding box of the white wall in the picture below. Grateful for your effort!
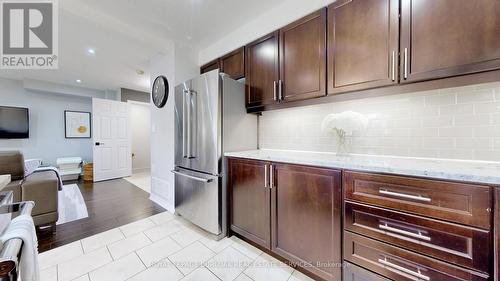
[260,82,500,162]
[129,102,151,173]
[199,0,335,65]
[0,78,99,165]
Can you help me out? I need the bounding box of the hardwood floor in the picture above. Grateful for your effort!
[37,179,165,253]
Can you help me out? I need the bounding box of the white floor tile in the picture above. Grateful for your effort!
[181,267,220,281]
[168,241,215,275]
[89,253,145,281]
[149,211,175,225]
[199,236,234,253]
[170,228,206,247]
[72,275,90,281]
[234,273,253,281]
[143,219,184,242]
[206,246,253,281]
[58,248,112,281]
[81,228,125,253]
[289,270,316,281]
[39,241,83,270]
[107,232,152,260]
[127,259,184,281]
[119,218,156,237]
[40,265,57,281]
[136,237,182,267]
[244,253,294,281]
[229,236,262,260]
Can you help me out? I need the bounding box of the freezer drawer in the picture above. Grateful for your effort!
[173,167,221,235]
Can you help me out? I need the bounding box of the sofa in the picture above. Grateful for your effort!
[0,151,58,227]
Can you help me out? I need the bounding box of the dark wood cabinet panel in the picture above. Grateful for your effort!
[221,47,245,80]
[279,9,326,102]
[200,59,219,74]
[245,32,279,108]
[496,188,500,281]
[344,262,390,281]
[344,232,489,281]
[271,163,341,281]
[327,0,399,94]
[400,0,500,83]
[345,201,491,273]
[344,171,492,229]
[228,158,271,248]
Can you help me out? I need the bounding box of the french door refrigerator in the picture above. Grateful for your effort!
[172,70,257,238]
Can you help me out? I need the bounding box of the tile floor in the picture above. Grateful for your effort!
[124,172,151,193]
[39,211,314,281]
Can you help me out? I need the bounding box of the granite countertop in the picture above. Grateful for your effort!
[224,149,500,185]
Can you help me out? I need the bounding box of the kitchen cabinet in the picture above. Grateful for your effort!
[220,47,245,80]
[228,158,271,248]
[200,59,219,74]
[272,163,341,281]
[280,9,326,102]
[400,0,500,83]
[496,188,499,281]
[327,0,399,94]
[245,31,279,108]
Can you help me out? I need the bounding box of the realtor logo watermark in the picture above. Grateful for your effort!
[0,0,58,69]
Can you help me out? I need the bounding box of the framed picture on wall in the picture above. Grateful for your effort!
[65,111,91,138]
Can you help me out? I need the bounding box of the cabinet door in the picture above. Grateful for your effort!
[400,0,500,83]
[496,188,499,281]
[279,9,326,102]
[201,59,220,74]
[327,0,399,94]
[229,158,271,248]
[245,32,279,108]
[221,47,245,80]
[272,163,342,281]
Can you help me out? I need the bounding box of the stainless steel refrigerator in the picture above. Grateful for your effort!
[172,70,257,239]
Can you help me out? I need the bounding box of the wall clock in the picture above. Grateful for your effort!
[152,76,169,108]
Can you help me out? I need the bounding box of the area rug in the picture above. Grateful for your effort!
[56,184,89,225]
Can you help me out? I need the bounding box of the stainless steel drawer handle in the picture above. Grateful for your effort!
[379,223,431,241]
[379,189,431,202]
[171,170,213,183]
[378,258,430,281]
[269,164,273,189]
[264,164,268,188]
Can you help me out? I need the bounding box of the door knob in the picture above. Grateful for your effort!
[95,142,104,146]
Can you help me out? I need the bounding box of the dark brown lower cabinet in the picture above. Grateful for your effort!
[272,164,342,281]
[228,158,271,248]
[496,187,500,281]
[344,262,390,281]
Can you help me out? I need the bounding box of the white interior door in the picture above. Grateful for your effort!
[92,98,132,182]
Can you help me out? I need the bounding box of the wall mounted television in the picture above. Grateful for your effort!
[0,106,29,139]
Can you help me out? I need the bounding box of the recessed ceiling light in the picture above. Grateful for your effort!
[87,48,95,55]
[136,69,145,75]
[76,79,82,83]
[186,36,192,40]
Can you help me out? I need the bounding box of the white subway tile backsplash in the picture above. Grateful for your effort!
[259,82,500,162]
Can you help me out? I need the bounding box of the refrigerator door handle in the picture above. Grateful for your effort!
[182,90,188,158]
[185,89,192,159]
[171,170,213,183]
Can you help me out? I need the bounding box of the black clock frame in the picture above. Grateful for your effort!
[152,75,169,108]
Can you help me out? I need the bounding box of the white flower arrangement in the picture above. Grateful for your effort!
[321,111,368,155]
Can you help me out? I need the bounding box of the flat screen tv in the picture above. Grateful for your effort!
[0,106,29,139]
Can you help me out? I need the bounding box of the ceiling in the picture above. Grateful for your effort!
[0,0,286,92]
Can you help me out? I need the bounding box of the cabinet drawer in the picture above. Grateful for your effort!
[344,171,492,229]
[344,262,390,281]
[344,232,489,281]
[345,202,491,273]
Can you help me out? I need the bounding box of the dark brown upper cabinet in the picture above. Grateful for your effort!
[245,31,280,108]
[200,59,220,74]
[220,47,245,80]
[228,158,271,249]
[400,0,500,83]
[327,0,399,95]
[271,163,342,281]
[280,9,327,102]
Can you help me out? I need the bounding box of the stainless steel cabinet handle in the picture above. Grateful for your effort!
[171,170,213,183]
[264,164,268,188]
[273,81,278,101]
[379,189,431,202]
[278,80,283,101]
[379,223,431,241]
[391,50,396,81]
[269,164,273,189]
[378,258,430,281]
[404,48,408,79]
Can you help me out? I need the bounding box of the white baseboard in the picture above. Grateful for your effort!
[149,193,174,213]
